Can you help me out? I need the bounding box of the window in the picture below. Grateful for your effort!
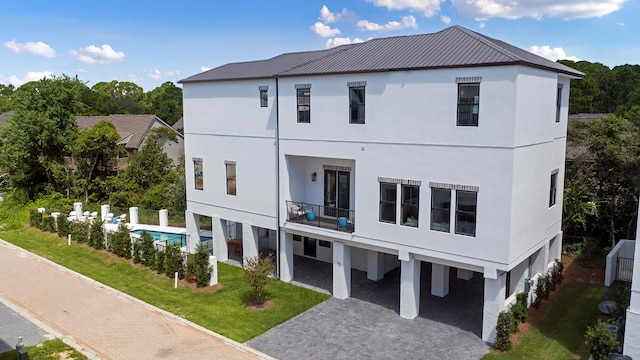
[193,158,203,190]
[319,240,331,248]
[260,89,268,107]
[555,85,562,123]
[457,83,480,126]
[293,234,302,242]
[549,171,558,207]
[430,188,451,232]
[349,86,365,124]
[225,162,236,196]
[379,182,397,223]
[455,191,477,236]
[297,88,310,123]
[401,185,419,227]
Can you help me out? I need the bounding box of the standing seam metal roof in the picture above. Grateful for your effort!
[179,25,582,83]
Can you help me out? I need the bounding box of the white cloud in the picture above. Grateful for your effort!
[200,66,211,72]
[0,71,55,87]
[367,0,445,17]
[479,22,486,28]
[4,40,56,58]
[440,15,451,24]
[146,68,181,80]
[310,22,341,37]
[357,15,417,31]
[76,68,88,73]
[128,74,143,82]
[527,45,581,62]
[69,44,125,64]
[450,0,627,20]
[326,37,364,48]
[319,5,356,23]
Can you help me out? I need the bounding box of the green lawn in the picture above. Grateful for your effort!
[0,339,86,360]
[482,281,606,359]
[0,228,330,343]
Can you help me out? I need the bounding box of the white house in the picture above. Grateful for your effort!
[179,25,583,343]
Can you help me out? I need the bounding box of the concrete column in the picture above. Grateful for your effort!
[482,272,507,343]
[367,250,384,281]
[457,268,474,280]
[185,210,201,253]
[279,230,293,282]
[431,263,450,297]
[242,222,259,259]
[212,216,228,262]
[208,256,218,286]
[159,209,169,227]
[73,202,82,219]
[100,204,110,221]
[333,242,351,299]
[400,257,420,319]
[129,207,139,225]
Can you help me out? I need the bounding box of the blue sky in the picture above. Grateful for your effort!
[1,0,637,91]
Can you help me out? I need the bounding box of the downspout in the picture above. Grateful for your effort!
[275,77,281,278]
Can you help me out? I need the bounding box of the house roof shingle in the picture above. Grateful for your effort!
[75,114,172,150]
[180,25,583,84]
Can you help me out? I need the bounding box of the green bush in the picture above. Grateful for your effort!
[57,215,69,238]
[552,259,564,284]
[155,248,166,274]
[243,253,276,305]
[69,221,89,244]
[132,241,142,264]
[139,230,156,267]
[45,214,56,232]
[108,224,131,258]
[533,276,545,308]
[494,310,514,351]
[89,219,105,250]
[164,243,182,279]
[513,292,528,323]
[29,209,43,228]
[585,319,617,360]
[544,273,554,298]
[194,242,213,287]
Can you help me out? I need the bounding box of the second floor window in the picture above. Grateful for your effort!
[260,89,268,107]
[297,88,310,123]
[401,184,419,227]
[549,170,558,207]
[457,83,480,126]
[379,182,397,223]
[349,86,365,124]
[455,190,477,236]
[193,158,203,190]
[555,85,562,123]
[226,162,236,196]
[430,188,451,232]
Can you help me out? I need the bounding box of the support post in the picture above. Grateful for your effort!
[400,257,420,319]
[242,222,259,259]
[279,230,293,282]
[185,210,200,253]
[482,272,507,343]
[212,216,228,261]
[431,263,450,297]
[333,241,351,299]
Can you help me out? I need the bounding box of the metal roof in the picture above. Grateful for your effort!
[180,25,583,84]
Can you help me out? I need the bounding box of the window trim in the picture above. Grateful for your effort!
[457,82,480,127]
[193,158,203,191]
[455,190,477,237]
[549,169,559,207]
[259,86,268,108]
[379,182,397,224]
[296,85,311,123]
[225,161,236,196]
[349,85,365,124]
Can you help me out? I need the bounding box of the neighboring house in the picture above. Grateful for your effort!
[75,114,184,167]
[179,25,583,343]
[172,117,184,133]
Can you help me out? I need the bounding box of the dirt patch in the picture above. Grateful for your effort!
[248,300,275,311]
[180,280,223,293]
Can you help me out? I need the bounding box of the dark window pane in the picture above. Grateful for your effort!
[226,163,236,195]
[260,89,268,107]
[555,86,562,123]
[457,83,479,126]
[297,88,310,123]
[194,160,203,190]
[401,185,419,227]
[379,182,396,223]
[455,191,477,236]
[349,86,365,124]
[430,188,451,232]
[549,173,557,207]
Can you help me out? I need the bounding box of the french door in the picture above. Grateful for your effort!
[324,170,350,218]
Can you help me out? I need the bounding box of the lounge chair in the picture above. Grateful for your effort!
[88,211,98,220]
[105,212,114,223]
[117,214,127,224]
[67,211,78,221]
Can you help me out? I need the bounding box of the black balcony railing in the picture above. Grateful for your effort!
[286,200,355,233]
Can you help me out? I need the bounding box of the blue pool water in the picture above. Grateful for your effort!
[130,229,212,247]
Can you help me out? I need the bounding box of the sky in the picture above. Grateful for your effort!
[0,0,638,91]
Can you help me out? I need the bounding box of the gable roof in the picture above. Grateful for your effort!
[75,114,182,150]
[180,25,583,84]
[172,117,184,130]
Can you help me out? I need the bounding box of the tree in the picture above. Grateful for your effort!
[0,84,14,113]
[145,81,183,125]
[0,75,85,196]
[243,253,276,305]
[72,120,122,202]
[92,80,146,114]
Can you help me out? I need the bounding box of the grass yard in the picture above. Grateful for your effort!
[0,228,330,343]
[0,339,86,360]
[482,281,606,359]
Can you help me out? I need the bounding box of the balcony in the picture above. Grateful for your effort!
[286,201,354,233]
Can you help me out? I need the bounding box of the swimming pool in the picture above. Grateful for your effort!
[130,229,212,247]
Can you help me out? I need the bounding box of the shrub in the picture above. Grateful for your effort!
[532,277,545,308]
[57,215,69,238]
[155,248,166,274]
[510,301,526,324]
[29,209,43,228]
[514,292,528,323]
[164,243,182,278]
[132,241,142,264]
[89,219,105,250]
[585,319,617,360]
[243,253,276,305]
[193,242,213,287]
[43,214,56,232]
[544,273,553,298]
[109,224,132,258]
[494,310,513,351]
[552,259,564,284]
[69,221,89,244]
[139,230,155,267]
